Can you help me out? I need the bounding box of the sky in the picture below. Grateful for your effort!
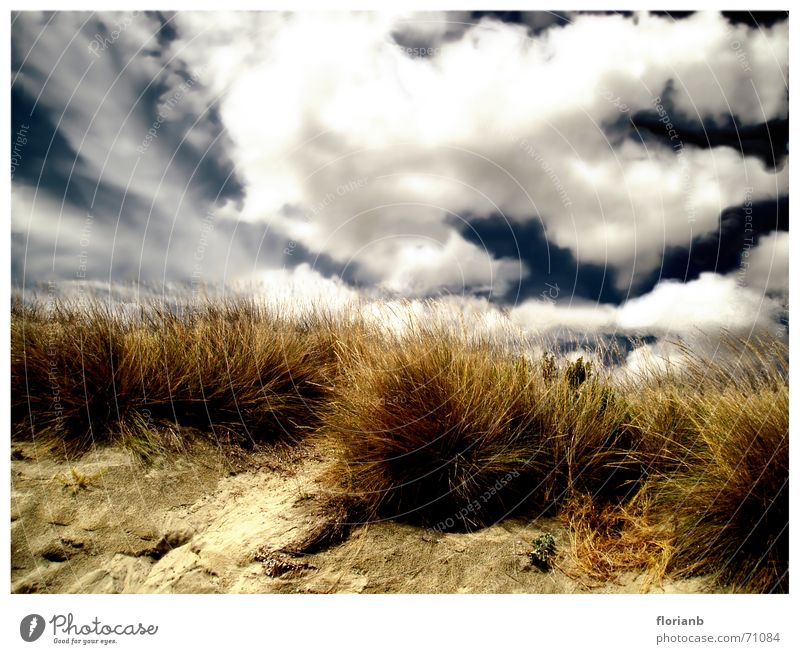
[10,10,789,354]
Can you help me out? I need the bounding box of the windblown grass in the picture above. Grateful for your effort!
[634,338,789,592]
[11,296,338,455]
[321,330,637,529]
[10,295,788,592]
[563,337,789,593]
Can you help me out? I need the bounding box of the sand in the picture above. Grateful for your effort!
[11,441,715,594]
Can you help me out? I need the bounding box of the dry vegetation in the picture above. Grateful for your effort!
[10,295,789,592]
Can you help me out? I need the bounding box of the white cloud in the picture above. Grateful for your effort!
[510,271,783,338]
[367,231,524,296]
[617,272,779,333]
[511,299,617,333]
[13,10,789,341]
[731,230,789,296]
[242,263,359,316]
[620,340,688,378]
[166,11,787,295]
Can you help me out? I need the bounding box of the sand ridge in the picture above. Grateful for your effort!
[11,442,715,594]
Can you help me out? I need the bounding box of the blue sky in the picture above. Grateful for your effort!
[10,10,788,348]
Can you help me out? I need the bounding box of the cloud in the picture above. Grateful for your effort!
[165,11,787,297]
[511,300,617,333]
[10,11,257,288]
[12,9,789,350]
[510,271,783,338]
[621,340,688,377]
[616,272,780,333]
[242,262,359,314]
[357,231,525,297]
[731,230,789,296]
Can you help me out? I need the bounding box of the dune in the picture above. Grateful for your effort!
[12,440,717,594]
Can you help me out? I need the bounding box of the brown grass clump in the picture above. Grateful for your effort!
[644,340,789,593]
[321,330,638,530]
[11,296,337,455]
[563,337,788,593]
[561,490,673,591]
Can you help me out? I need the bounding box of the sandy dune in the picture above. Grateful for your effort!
[11,441,714,594]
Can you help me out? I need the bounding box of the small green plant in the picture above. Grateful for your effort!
[529,532,557,571]
[566,356,592,389]
[540,352,557,383]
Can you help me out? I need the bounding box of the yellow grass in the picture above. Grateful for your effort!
[10,295,788,592]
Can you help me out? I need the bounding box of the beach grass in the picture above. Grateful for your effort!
[10,295,788,592]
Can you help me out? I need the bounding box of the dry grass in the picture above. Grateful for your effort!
[321,331,637,529]
[11,296,338,456]
[562,337,789,593]
[561,490,673,591]
[55,466,107,495]
[10,295,788,592]
[639,340,789,593]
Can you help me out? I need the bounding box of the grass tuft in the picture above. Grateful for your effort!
[12,296,337,455]
[322,330,640,529]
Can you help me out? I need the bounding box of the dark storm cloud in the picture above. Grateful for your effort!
[280,239,366,290]
[721,11,789,29]
[456,215,622,307]
[10,85,89,203]
[11,10,789,343]
[639,195,789,292]
[146,10,179,48]
[629,102,789,171]
[479,10,789,31]
[11,10,246,288]
[648,12,696,21]
[459,193,788,308]
[468,11,572,35]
